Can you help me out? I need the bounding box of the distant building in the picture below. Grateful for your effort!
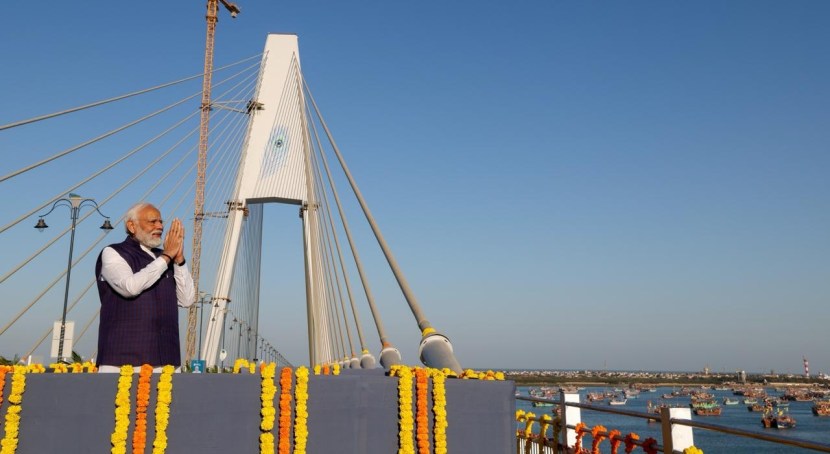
[739,370,746,383]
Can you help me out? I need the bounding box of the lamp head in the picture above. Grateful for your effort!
[100,219,114,230]
[34,218,48,231]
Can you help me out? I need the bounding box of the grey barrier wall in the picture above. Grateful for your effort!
[5,370,515,453]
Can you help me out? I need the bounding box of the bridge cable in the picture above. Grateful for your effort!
[0,54,262,132]
[0,62,259,235]
[0,138,197,336]
[310,149,349,362]
[0,93,200,184]
[0,59,262,184]
[306,101,372,355]
[304,96,390,348]
[0,121,200,285]
[0,113,200,279]
[319,205,354,361]
[316,215,345,362]
[304,79,435,333]
[24,278,95,357]
[310,141,358,359]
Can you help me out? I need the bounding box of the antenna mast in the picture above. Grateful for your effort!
[186,0,241,364]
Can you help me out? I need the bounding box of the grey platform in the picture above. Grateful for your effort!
[1,370,515,453]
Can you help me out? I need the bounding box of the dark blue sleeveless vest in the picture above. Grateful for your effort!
[95,236,181,367]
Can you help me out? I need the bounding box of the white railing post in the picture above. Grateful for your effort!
[560,391,581,449]
[669,407,694,452]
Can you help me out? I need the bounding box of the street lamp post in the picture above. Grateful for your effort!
[35,193,113,362]
[197,292,212,361]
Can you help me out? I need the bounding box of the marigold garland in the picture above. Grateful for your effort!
[293,366,309,454]
[522,412,536,438]
[537,414,552,442]
[515,410,527,437]
[152,365,175,454]
[642,437,658,454]
[110,365,133,454]
[390,366,415,454]
[260,363,277,454]
[608,429,622,454]
[573,422,587,453]
[233,358,256,374]
[430,369,448,454]
[0,366,27,454]
[623,433,640,454]
[49,363,69,373]
[414,368,429,454]
[683,446,704,454]
[25,364,45,374]
[591,425,607,454]
[278,367,293,454]
[332,363,340,376]
[132,365,153,454]
[459,369,505,380]
[0,366,9,409]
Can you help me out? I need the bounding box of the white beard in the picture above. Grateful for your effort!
[135,229,162,249]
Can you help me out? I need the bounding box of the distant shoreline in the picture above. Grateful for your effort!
[504,374,829,388]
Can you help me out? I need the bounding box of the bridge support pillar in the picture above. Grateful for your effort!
[560,391,581,449]
[666,407,693,452]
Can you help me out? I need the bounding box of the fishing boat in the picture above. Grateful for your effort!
[532,401,555,407]
[743,397,758,405]
[723,397,739,405]
[691,400,719,411]
[609,397,627,406]
[694,406,722,416]
[812,401,830,416]
[747,403,765,412]
[762,408,796,429]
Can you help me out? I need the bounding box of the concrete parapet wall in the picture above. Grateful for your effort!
[2,370,515,453]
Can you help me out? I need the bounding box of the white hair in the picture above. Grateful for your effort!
[124,202,153,235]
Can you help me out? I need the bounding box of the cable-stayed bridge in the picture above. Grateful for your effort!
[0,33,462,374]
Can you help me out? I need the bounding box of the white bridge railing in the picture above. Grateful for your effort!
[516,391,830,453]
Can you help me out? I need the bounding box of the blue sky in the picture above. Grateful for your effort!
[1,1,828,374]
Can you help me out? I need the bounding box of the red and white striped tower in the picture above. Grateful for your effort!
[804,356,810,378]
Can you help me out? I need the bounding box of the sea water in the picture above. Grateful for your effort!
[516,386,830,453]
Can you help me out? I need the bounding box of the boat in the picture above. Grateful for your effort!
[609,397,627,406]
[747,403,765,412]
[532,401,555,407]
[690,391,714,401]
[689,400,718,409]
[624,389,640,398]
[694,406,722,416]
[723,397,739,405]
[812,401,830,416]
[762,408,796,429]
[743,398,758,405]
[587,392,606,402]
